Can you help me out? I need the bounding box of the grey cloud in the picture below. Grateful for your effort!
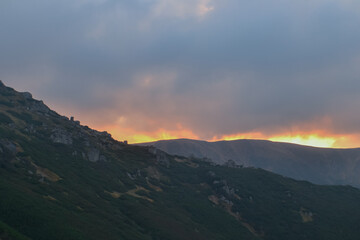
[1,0,360,139]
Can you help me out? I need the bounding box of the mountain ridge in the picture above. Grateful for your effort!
[140,137,360,150]
[138,138,360,187]
[2,81,360,239]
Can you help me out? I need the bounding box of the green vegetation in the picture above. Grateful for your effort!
[0,112,13,124]
[1,82,360,240]
[0,221,31,240]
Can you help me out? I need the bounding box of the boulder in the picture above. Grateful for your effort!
[148,147,170,167]
[21,92,33,99]
[0,140,17,154]
[87,148,106,162]
[50,128,73,145]
[87,148,100,162]
[29,100,50,114]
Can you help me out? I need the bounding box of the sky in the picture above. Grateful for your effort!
[1,0,360,148]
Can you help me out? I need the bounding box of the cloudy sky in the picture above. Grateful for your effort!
[1,0,360,147]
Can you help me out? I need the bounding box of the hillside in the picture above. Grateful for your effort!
[1,80,360,240]
[139,139,360,187]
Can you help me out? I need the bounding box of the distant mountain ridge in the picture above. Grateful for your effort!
[139,138,360,187]
[3,80,360,240]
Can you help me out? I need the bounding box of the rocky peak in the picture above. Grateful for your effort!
[21,92,33,99]
[28,99,52,114]
[0,81,128,165]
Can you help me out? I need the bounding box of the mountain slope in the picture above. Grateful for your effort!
[139,139,360,187]
[1,80,360,240]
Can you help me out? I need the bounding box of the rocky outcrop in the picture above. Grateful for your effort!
[0,140,17,154]
[29,100,51,114]
[87,148,100,162]
[50,128,73,145]
[0,139,22,162]
[21,92,32,99]
[148,147,170,167]
[87,148,106,162]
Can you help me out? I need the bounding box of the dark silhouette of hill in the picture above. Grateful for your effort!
[139,138,360,187]
[2,80,360,240]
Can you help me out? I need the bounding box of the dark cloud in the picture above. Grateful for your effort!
[1,0,360,141]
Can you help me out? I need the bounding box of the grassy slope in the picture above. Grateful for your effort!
[0,128,255,240]
[141,139,360,187]
[1,83,360,240]
[0,220,31,240]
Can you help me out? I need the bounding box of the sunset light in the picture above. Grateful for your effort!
[99,127,359,149]
[212,132,360,148]
[269,135,336,148]
[4,0,360,238]
[85,122,355,148]
[97,125,200,144]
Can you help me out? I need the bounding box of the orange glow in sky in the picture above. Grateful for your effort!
[269,135,336,148]
[211,131,360,148]
[93,123,360,148]
[66,106,359,149]
[96,125,200,144]
[211,132,337,148]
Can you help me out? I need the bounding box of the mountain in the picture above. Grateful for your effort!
[1,80,360,240]
[138,139,360,188]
